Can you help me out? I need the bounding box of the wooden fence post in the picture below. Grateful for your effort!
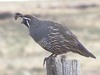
[46,57,80,75]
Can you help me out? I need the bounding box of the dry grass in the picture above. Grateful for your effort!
[0,1,100,75]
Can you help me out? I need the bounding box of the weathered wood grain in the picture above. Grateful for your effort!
[46,57,80,75]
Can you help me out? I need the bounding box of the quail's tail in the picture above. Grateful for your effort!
[77,42,96,59]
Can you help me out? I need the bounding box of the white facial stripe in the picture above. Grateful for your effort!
[23,17,31,20]
[26,20,30,28]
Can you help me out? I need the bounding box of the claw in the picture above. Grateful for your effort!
[43,54,54,66]
[43,57,47,66]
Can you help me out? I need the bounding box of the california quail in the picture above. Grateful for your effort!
[15,13,96,59]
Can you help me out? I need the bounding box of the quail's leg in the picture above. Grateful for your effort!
[43,54,54,66]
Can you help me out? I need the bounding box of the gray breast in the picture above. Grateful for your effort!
[29,24,49,42]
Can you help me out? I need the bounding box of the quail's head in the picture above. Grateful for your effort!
[15,13,33,28]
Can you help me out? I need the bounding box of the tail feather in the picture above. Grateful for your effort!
[78,42,96,59]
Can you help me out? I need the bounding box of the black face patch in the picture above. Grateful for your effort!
[22,19,30,28]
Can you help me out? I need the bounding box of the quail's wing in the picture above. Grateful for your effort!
[57,23,78,48]
[48,21,79,50]
[46,21,96,58]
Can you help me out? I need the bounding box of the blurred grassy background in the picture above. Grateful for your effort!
[0,0,100,75]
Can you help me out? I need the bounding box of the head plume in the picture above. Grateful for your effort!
[15,13,39,28]
[15,13,23,20]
